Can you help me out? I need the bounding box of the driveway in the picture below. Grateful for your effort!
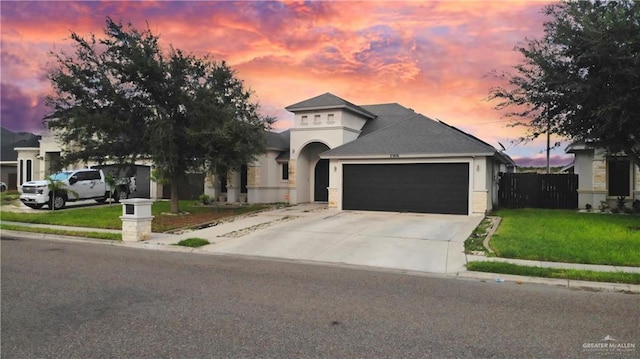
[166,205,483,274]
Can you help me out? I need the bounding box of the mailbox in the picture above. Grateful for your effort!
[120,198,154,241]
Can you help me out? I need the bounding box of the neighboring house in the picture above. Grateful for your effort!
[13,93,515,215]
[12,130,156,199]
[1,127,41,191]
[566,141,640,208]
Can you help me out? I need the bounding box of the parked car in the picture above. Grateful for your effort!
[20,168,135,210]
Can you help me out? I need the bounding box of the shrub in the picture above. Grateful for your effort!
[599,201,610,212]
[176,238,210,248]
[616,196,627,212]
[198,194,211,205]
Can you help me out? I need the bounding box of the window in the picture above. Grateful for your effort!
[73,171,89,181]
[608,159,630,196]
[26,159,32,182]
[327,113,335,124]
[314,114,321,124]
[282,163,289,180]
[74,171,99,181]
[301,115,308,125]
[87,170,101,180]
[19,160,24,185]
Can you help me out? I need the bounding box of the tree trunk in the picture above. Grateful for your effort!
[170,177,180,214]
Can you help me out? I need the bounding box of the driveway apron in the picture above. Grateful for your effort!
[195,206,483,274]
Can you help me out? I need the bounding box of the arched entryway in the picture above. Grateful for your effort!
[295,141,330,203]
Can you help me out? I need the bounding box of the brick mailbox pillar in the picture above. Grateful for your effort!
[120,198,154,242]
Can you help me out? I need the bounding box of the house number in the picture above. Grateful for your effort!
[389,154,400,158]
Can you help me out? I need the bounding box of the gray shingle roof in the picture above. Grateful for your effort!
[321,112,497,158]
[0,146,17,162]
[1,127,40,162]
[266,130,290,150]
[13,138,41,148]
[285,93,376,119]
[358,103,416,136]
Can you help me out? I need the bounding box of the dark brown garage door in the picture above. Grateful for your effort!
[343,163,469,214]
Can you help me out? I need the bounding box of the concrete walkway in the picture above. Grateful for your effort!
[2,204,639,293]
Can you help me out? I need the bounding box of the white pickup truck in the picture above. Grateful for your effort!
[20,168,136,210]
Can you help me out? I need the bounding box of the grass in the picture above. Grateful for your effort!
[176,237,210,248]
[0,223,121,241]
[1,191,21,203]
[490,209,640,267]
[467,261,640,285]
[1,201,270,233]
[1,204,123,228]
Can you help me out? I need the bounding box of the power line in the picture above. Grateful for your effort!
[466,119,512,125]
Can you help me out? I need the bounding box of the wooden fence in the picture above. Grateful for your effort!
[498,173,578,209]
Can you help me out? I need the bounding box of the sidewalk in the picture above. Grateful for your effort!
[466,254,640,273]
[462,255,640,293]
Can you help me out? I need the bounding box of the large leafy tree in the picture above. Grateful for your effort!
[45,18,274,213]
[490,0,640,166]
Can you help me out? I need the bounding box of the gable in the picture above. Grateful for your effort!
[286,93,376,119]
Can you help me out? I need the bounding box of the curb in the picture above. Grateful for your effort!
[4,229,639,294]
[0,229,191,252]
[457,271,640,294]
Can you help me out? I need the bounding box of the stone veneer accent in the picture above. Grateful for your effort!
[288,159,297,187]
[121,218,152,242]
[247,166,259,187]
[328,188,338,208]
[592,159,607,192]
[205,174,216,188]
[471,191,488,214]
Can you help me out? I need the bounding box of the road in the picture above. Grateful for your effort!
[1,236,638,358]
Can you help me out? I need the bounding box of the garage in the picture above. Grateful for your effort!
[342,163,469,214]
[94,164,151,199]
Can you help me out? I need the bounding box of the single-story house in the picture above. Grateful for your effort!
[14,92,515,215]
[566,141,640,208]
[1,127,41,191]
[12,130,156,199]
[209,93,515,215]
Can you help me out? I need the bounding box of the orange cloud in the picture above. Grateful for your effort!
[1,0,564,164]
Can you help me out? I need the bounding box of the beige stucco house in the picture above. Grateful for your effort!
[15,92,514,215]
[566,141,640,208]
[14,130,157,199]
[209,93,515,215]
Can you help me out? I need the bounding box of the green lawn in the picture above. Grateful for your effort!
[1,201,270,232]
[0,223,121,241]
[467,261,640,285]
[490,209,640,267]
[1,204,123,229]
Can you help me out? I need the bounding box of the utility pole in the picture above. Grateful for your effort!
[546,121,551,174]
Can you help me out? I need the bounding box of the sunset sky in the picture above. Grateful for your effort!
[0,0,571,166]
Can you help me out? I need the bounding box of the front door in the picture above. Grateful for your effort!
[314,159,329,202]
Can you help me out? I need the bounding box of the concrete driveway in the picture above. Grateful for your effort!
[169,204,483,274]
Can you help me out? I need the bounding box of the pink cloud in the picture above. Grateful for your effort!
[1,0,559,160]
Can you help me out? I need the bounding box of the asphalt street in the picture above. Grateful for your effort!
[2,236,638,358]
